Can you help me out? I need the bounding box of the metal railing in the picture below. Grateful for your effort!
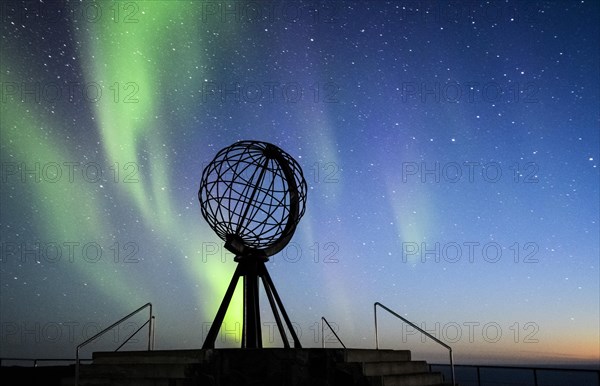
[374,302,455,386]
[429,363,600,386]
[0,358,75,367]
[75,302,154,386]
[321,316,346,348]
[3,357,596,386]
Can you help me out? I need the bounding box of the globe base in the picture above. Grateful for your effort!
[225,234,269,262]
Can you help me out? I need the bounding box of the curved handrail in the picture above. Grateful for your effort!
[75,303,154,386]
[374,302,455,386]
[321,316,346,349]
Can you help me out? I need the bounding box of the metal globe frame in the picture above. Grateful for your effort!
[198,140,307,349]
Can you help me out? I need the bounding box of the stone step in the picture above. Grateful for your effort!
[345,349,412,363]
[79,363,190,379]
[78,379,186,386]
[91,349,206,365]
[79,348,450,386]
[363,360,428,376]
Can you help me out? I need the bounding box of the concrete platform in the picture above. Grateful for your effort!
[78,348,454,386]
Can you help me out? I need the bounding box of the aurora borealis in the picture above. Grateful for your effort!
[1,0,598,367]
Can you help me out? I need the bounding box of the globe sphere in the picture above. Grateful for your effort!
[198,140,307,257]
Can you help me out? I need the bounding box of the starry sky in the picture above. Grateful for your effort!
[0,0,598,368]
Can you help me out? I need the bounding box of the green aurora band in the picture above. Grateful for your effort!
[78,2,243,333]
[0,1,243,339]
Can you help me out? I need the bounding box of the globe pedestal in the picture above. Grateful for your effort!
[201,255,301,349]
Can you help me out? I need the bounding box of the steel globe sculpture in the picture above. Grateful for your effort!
[199,140,307,258]
[198,140,307,349]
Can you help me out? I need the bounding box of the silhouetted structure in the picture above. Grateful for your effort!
[198,140,307,348]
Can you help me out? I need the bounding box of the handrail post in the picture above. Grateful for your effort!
[449,348,455,386]
[151,316,156,350]
[321,318,324,349]
[147,304,153,351]
[374,303,379,350]
[75,349,79,386]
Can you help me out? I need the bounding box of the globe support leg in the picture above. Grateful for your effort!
[260,274,290,348]
[242,259,262,348]
[202,264,243,349]
[201,258,302,349]
[260,264,302,348]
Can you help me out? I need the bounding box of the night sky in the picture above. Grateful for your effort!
[1,1,598,367]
